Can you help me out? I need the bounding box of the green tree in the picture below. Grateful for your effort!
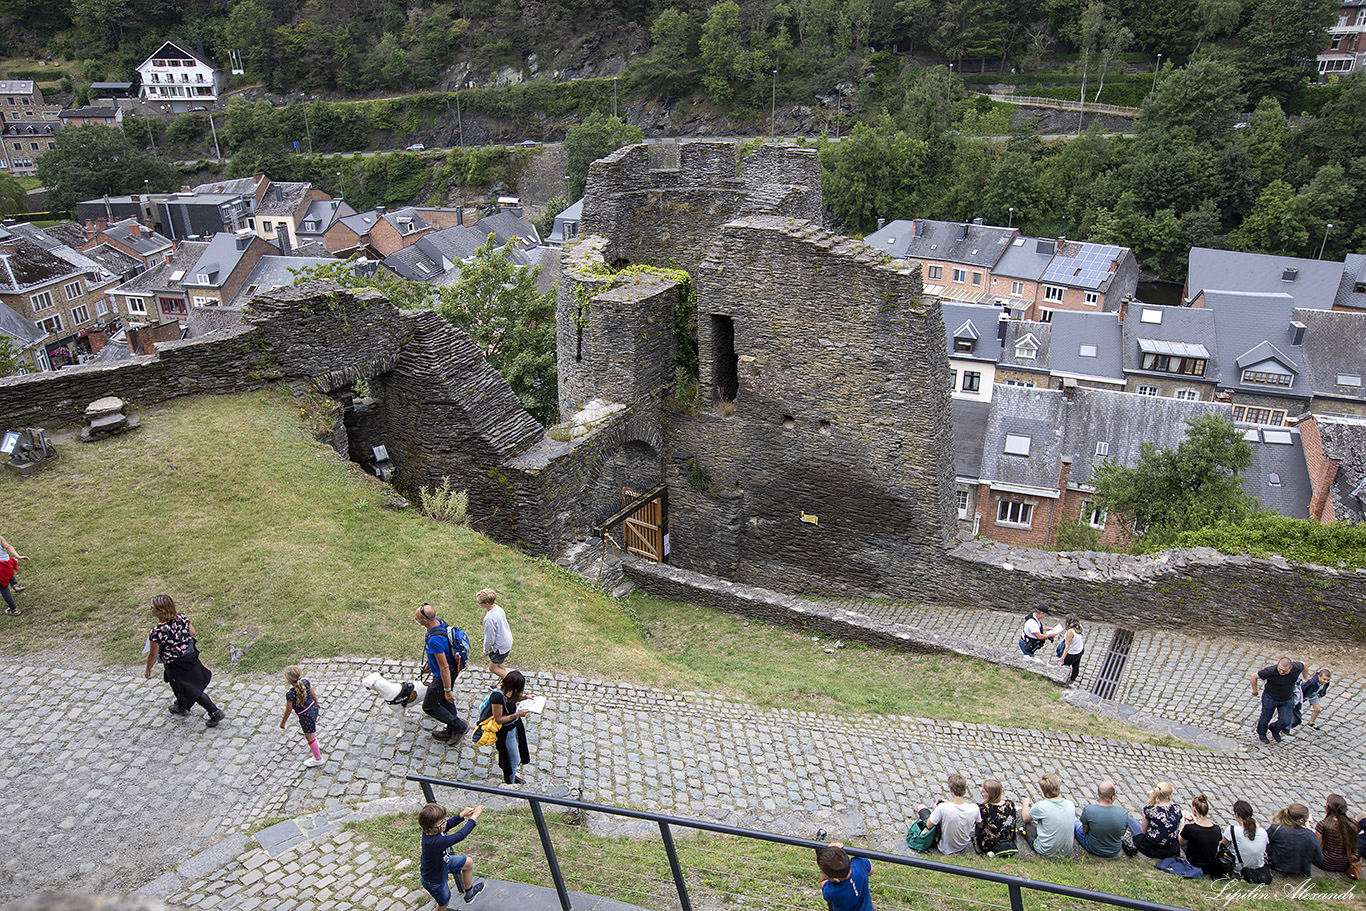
[1238,0,1336,103]
[1136,57,1245,147]
[0,174,25,216]
[698,0,743,102]
[37,123,176,213]
[819,117,931,233]
[563,112,644,201]
[435,236,557,425]
[537,195,568,239]
[0,336,18,377]
[1090,412,1258,549]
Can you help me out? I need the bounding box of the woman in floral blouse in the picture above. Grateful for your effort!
[143,594,225,727]
[1134,781,1183,859]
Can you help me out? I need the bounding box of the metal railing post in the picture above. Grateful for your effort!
[420,780,436,803]
[529,798,573,911]
[658,822,692,911]
[1009,883,1025,911]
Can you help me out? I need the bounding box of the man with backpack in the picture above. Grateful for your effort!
[416,603,471,742]
[1018,606,1061,659]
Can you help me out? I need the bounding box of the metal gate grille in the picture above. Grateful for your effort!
[1091,629,1134,701]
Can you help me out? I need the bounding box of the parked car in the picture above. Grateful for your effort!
[406,142,426,152]
[190,104,208,112]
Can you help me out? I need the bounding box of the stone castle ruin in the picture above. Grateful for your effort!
[0,140,1361,641]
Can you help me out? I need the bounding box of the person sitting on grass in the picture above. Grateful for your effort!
[1021,772,1075,859]
[1179,794,1224,878]
[916,773,981,855]
[975,779,1018,857]
[1314,794,1357,874]
[1075,780,1139,858]
[1133,782,1182,859]
[817,842,874,911]
[1266,803,1323,876]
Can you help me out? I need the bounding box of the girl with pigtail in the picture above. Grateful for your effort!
[279,665,324,767]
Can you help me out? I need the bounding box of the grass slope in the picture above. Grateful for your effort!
[3,389,1166,742]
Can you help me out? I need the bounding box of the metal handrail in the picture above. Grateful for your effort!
[408,775,1190,911]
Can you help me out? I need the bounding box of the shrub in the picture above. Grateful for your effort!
[1172,515,1366,569]
[418,476,469,525]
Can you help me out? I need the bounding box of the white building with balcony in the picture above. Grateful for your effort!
[1319,0,1366,77]
[136,41,222,112]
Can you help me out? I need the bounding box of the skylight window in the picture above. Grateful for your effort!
[1141,309,1162,324]
[1004,434,1031,456]
[1263,430,1293,445]
[1336,374,1362,387]
[1079,344,1097,358]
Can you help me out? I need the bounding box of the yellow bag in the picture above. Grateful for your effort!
[472,712,501,747]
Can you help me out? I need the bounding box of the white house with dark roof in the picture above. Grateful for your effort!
[942,301,1005,402]
[137,41,222,112]
[998,310,1126,394]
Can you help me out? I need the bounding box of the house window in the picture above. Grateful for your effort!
[160,296,187,315]
[1044,285,1065,302]
[956,490,969,519]
[1136,385,1160,396]
[1038,308,1053,323]
[1095,441,1110,457]
[39,314,63,334]
[972,271,982,286]
[126,297,147,315]
[193,296,217,307]
[1084,291,1099,306]
[95,297,111,316]
[962,371,981,392]
[1014,343,1036,360]
[70,303,89,324]
[1241,369,1292,386]
[996,498,1034,527]
[1336,374,1363,387]
[1232,405,1287,426]
[1003,378,1036,387]
[30,290,54,311]
[1004,433,1031,456]
[1175,388,1200,401]
[1080,500,1107,530]
[1141,353,1206,376]
[955,337,975,353]
[927,265,942,280]
[953,268,967,284]
[1011,281,1024,296]
[63,280,83,300]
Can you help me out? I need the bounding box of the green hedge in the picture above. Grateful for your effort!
[6,68,69,80]
[1172,515,1366,570]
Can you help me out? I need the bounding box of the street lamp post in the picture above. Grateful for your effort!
[1008,206,1014,228]
[337,171,343,198]
[207,112,222,162]
[303,104,313,154]
[613,76,618,119]
[1151,54,1162,95]
[1319,223,1334,259]
[771,69,778,142]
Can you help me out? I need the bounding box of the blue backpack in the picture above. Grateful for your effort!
[426,622,471,678]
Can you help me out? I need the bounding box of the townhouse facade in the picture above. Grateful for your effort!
[1318,0,1366,77]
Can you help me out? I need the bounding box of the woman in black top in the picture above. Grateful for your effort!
[1179,794,1224,877]
[490,670,532,784]
[143,594,224,727]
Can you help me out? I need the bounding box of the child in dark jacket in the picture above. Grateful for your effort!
[420,803,486,909]
[817,843,874,911]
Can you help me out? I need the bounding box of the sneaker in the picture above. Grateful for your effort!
[168,703,191,716]
[303,757,324,767]
[464,881,485,904]
[1258,735,1271,744]
[10,581,24,592]
[206,709,225,728]
[1307,722,1318,729]
[1272,731,1282,743]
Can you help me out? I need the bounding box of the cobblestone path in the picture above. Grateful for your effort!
[0,604,1361,910]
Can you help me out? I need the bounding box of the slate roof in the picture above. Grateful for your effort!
[336,211,383,239]
[61,105,117,119]
[951,398,990,480]
[473,211,540,247]
[1200,290,1311,400]
[545,199,583,244]
[297,199,355,236]
[140,40,216,69]
[0,300,46,347]
[1187,247,1343,311]
[1333,253,1366,312]
[383,224,504,283]
[864,219,1017,268]
[227,256,331,308]
[1240,426,1312,520]
[0,224,119,289]
[190,176,267,197]
[993,235,1056,282]
[1121,303,1219,382]
[255,182,311,217]
[0,81,36,94]
[998,320,1054,377]
[2,121,57,137]
[77,243,141,278]
[186,232,270,288]
[942,302,1006,363]
[1314,414,1366,522]
[116,241,209,294]
[979,384,1226,491]
[1042,310,1124,382]
[1292,308,1366,411]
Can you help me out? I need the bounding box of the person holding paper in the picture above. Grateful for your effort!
[490,670,533,784]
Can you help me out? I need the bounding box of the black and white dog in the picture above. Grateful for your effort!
[362,671,428,735]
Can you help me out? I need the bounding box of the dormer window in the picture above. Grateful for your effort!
[955,337,975,353]
[1242,368,1292,386]
[1014,334,1039,360]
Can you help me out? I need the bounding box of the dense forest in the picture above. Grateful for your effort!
[7,0,1366,277]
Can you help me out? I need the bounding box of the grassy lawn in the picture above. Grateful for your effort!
[350,809,1363,911]
[1,389,1172,743]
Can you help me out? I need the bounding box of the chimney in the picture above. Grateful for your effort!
[1117,295,1130,323]
[1057,455,1073,497]
[164,249,174,265]
[1056,235,1067,253]
[85,220,99,242]
[1062,377,1078,401]
[972,217,983,225]
[1290,320,1306,345]
[877,217,885,231]
[997,313,1010,343]
[1282,267,1298,282]
[959,223,970,240]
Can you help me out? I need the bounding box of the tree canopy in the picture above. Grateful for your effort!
[563,113,644,201]
[36,123,177,213]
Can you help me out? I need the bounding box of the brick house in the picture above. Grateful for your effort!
[1,118,58,176]
[180,232,278,309]
[1318,0,1366,77]
[1293,413,1366,521]
[324,207,431,257]
[1016,238,1139,321]
[866,218,1017,303]
[111,240,209,327]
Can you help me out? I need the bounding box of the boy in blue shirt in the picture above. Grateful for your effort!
[419,802,486,909]
[817,842,874,911]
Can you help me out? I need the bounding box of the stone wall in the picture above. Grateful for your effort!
[0,326,278,428]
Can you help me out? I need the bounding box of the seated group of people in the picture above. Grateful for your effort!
[913,773,1364,879]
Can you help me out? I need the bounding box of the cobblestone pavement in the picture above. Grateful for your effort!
[1,602,1362,910]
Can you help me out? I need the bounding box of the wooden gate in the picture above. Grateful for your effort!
[621,486,667,562]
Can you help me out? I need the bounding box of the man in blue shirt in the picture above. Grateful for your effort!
[417,604,467,741]
[817,843,874,911]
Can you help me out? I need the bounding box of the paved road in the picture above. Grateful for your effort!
[0,599,1360,909]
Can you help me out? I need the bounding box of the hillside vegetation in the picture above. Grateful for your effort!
[0,388,1174,742]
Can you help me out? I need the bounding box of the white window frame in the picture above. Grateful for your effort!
[1044,285,1065,302]
[1038,308,1053,323]
[1084,291,1099,306]
[1174,388,1200,401]
[126,296,147,315]
[63,279,83,300]
[1095,441,1110,457]
[996,498,1034,528]
[1080,500,1107,530]
[193,296,217,307]
[1004,433,1031,456]
[30,290,54,311]
[953,268,967,284]
[70,303,90,325]
[956,490,969,519]
[1136,385,1160,396]
[95,297,111,316]
[1011,280,1024,296]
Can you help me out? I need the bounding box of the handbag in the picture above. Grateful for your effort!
[470,693,501,747]
[1230,825,1273,885]
[1213,843,1237,879]
[1348,855,1361,880]
[905,818,940,852]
